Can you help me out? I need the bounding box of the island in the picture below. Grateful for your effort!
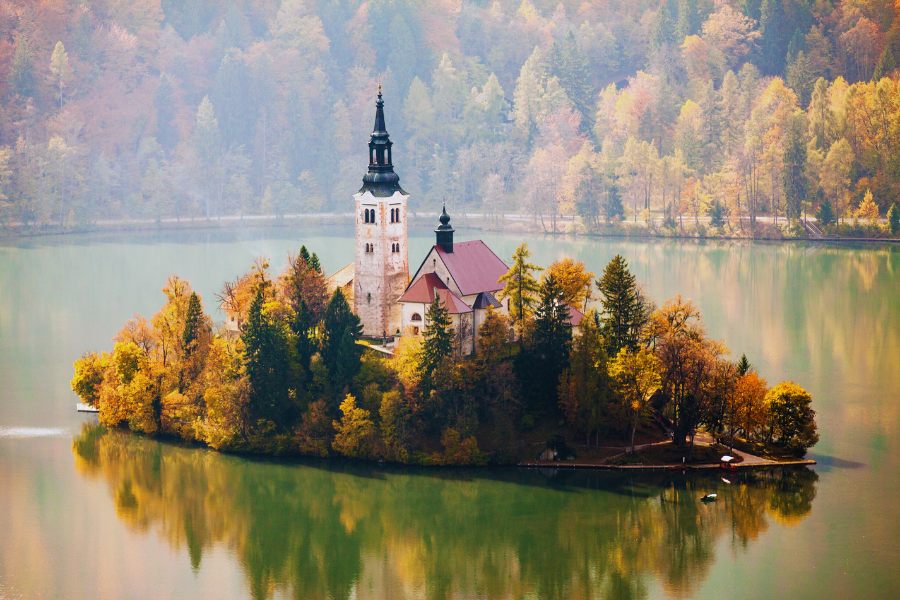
[71,245,818,468]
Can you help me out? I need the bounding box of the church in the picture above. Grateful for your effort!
[327,88,512,354]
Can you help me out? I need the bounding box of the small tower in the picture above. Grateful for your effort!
[354,87,409,338]
[435,204,454,252]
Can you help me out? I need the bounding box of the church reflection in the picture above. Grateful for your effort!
[73,425,817,600]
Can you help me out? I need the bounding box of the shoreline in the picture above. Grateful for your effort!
[518,458,817,470]
[3,213,899,246]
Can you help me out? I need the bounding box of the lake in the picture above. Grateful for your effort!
[1,225,898,599]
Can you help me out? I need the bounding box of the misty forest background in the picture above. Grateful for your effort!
[1,0,899,230]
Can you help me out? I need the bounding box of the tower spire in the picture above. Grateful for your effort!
[359,88,405,197]
[435,203,454,253]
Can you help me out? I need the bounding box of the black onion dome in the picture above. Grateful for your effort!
[359,87,406,197]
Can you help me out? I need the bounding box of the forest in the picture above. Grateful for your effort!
[0,0,899,234]
[70,245,819,464]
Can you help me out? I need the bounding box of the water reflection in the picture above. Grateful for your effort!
[73,425,817,600]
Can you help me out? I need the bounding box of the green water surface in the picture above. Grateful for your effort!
[0,226,897,599]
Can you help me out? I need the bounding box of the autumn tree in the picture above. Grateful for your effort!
[646,296,724,454]
[610,348,661,453]
[545,258,594,311]
[765,381,819,456]
[332,394,376,459]
[48,41,72,108]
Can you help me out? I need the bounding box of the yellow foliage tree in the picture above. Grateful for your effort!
[857,188,879,221]
[544,258,595,311]
[332,394,376,459]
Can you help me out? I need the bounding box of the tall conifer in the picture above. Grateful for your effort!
[596,255,649,354]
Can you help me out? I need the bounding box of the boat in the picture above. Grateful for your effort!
[719,455,739,471]
[76,403,99,413]
[701,493,717,502]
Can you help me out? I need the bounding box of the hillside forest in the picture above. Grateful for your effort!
[1,0,899,234]
[70,246,819,464]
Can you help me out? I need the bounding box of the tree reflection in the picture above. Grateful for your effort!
[73,425,817,600]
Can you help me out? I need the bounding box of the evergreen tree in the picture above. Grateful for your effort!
[292,298,313,373]
[559,31,595,123]
[737,353,752,376]
[8,40,36,98]
[816,199,835,226]
[182,292,203,355]
[322,289,363,396]
[154,74,178,153]
[782,112,808,221]
[603,183,625,223]
[888,203,899,234]
[498,243,543,333]
[420,295,453,382]
[596,255,649,355]
[299,245,310,264]
[309,252,321,273]
[213,48,254,148]
[519,273,572,412]
[242,289,293,427]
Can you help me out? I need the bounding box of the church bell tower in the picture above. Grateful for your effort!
[354,87,409,338]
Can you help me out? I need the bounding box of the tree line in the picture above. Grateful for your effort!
[71,243,818,464]
[1,0,899,236]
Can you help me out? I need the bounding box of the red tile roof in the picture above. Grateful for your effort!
[565,304,586,327]
[398,273,445,303]
[434,240,508,296]
[397,273,472,314]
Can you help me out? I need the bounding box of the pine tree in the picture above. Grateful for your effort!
[498,243,543,333]
[292,298,313,372]
[888,203,899,234]
[322,289,362,396]
[816,199,835,227]
[561,31,595,124]
[154,74,178,153]
[519,273,572,412]
[242,289,293,427]
[299,245,310,264]
[420,295,453,382]
[309,252,321,273]
[737,353,752,376]
[182,292,203,355]
[8,40,36,98]
[782,112,808,221]
[596,255,649,355]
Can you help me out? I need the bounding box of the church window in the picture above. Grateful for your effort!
[412,326,419,335]
[411,313,422,322]
[367,293,371,303]
[395,208,400,223]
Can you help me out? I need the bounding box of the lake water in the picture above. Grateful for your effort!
[0,225,898,599]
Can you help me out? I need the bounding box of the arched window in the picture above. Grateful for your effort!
[411,313,422,322]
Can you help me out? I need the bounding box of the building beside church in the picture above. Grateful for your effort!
[327,89,512,353]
